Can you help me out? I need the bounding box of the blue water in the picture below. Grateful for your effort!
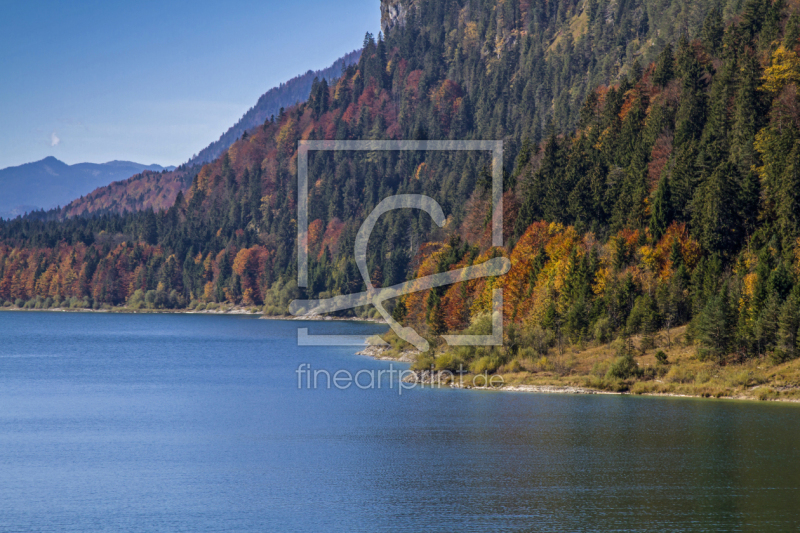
[0,312,799,532]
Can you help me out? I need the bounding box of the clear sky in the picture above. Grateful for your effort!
[0,0,381,169]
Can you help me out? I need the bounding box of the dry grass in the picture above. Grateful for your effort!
[459,326,800,402]
[369,324,800,403]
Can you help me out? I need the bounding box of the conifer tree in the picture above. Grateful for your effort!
[730,51,761,174]
[776,294,800,361]
[674,44,708,148]
[693,161,742,256]
[670,142,699,222]
[649,176,673,240]
[696,284,733,359]
[776,141,800,248]
[701,6,724,55]
[653,43,675,87]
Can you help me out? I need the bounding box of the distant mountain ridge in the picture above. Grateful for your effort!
[186,48,361,166]
[0,157,174,219]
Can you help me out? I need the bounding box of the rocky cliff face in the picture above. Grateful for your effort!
[380,0,415,34]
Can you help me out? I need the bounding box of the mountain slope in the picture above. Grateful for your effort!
[0,157,174,218]
[56,49,362,219]
[58,166,199,218]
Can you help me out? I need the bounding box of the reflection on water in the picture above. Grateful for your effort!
[0,312,798,532]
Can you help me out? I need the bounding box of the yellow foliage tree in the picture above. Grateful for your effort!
[761,45,800,93]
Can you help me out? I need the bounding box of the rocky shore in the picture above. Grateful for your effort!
[355,344,417,362]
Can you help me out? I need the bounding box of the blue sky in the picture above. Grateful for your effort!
[0,0,380,169]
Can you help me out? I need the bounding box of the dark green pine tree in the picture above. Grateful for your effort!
[740,0,769,41]
[653,42,675,87]
[776,141,800,248]
[730,51,761,175]
[693,161,742,256]
[649,176,673,240]
[775,294,800,362]
[701,6,724,55]
[784,13,800,47]
[756,294,781,354]
[698,56,735,174]
[674,38,707,148]
[669,142,699,222]
[316,78,329,117]
[697,283,734,359]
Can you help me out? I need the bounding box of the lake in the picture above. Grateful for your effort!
[0,311,798,532]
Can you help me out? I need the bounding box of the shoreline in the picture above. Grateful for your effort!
[0,306,258,315]
[260,314,386,324]
[0,306,387,323]
[355,344,416,362]
[355,345,800,405]
[499,383,800,403]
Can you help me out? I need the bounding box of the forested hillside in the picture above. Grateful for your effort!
[52,165,200,219]
[2,0,800,372]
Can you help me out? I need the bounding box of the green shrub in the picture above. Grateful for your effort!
[606,352,641,380]
[726,370,767,388]
[664,365,694,383]
[536,356,555,372]
[694,369,712,384]
[261,278,299,315]
[523,325,555,356]
[631,381,658,395]
[769,348,795,365]
[502,358,523,373]
[593,317,613,344]
[655,350,669,364]
[463,313,493,336]
[412,353,435,371]
[591,360,610,377]
[469,355,502,374]
[755,387,777,401]
[517,346,537,360]
[435,352,465,372]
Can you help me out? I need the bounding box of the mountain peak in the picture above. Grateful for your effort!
[0,159,175,215]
